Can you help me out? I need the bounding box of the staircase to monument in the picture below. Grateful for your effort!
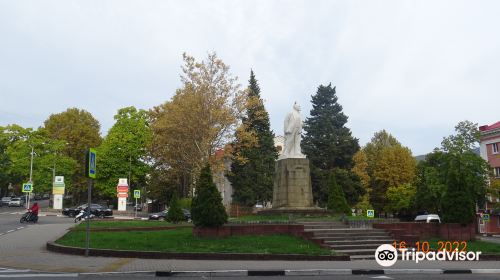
[301,221,393,260]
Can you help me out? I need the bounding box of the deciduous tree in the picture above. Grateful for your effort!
[44,108,102,202]
[150,53,244,197]
[95,107,152,201]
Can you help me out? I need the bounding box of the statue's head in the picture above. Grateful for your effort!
[293,102,301,112]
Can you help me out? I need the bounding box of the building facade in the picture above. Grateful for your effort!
[479,121,500,234]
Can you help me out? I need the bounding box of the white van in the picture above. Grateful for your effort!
[414,214,441,223]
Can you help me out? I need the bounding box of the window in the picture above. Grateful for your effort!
[495,167,500,178]
[493,143,499,154]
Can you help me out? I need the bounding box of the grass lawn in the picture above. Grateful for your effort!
[424,238,500,254]
[56,227,333,255]
[74,220,191,229]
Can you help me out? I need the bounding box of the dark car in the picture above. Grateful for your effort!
[63,203,113,218]
[148,208,191,221]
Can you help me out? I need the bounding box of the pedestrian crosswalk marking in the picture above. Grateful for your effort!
[0,267,77,278]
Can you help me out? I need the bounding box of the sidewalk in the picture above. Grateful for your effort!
[1,223,500,273]
[477,235,500,245]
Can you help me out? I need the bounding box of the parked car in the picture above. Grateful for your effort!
[148,208,191,221]
[62,204,113,218]
[42,193,50,200]
[8,197,25,207]
[1,197,12,206]
[133,203,143,211]
[34,194,42,200]
[414,214,441,223]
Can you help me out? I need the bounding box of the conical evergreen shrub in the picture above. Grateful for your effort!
[191,164,228,227]
[327,172,351,215]
[167,191,184,223]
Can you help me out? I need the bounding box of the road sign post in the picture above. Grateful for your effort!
[22,183,33,209]
[133,190,141,219]
[84,148,96,257]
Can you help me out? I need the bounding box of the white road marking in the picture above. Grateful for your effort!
[0,273,78,278]
[6,230,14,233]
[16,227,23,230]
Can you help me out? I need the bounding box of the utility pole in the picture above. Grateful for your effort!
[128,155,131,203]
[27,145,34,209]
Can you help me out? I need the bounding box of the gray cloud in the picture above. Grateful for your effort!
[0,0,498,155]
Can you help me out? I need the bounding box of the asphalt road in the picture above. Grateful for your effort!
[0,199,71,237]
[2,272,500,279]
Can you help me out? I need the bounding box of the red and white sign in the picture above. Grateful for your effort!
[117,186,129,193]
[117,193,128,198]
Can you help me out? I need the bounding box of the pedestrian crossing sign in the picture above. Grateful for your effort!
[134,190,141,199]
[22,183,33,193]
[367,209,375,218]
[483,214,490,222]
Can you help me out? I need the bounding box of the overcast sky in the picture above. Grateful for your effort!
[0,0,498,155]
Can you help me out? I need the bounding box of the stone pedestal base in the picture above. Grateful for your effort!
[272,158,315,209]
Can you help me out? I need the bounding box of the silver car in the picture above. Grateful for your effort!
[1,197,12,206]
[8,197,24,207]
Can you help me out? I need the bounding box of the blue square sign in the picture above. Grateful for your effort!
[22,183,33,193]
[86,148,96,178]
[367,209,375,218]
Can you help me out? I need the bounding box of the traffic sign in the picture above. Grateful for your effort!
[483,214,490,222]
[85,148,97,179]
[22,183,33,193]
[134,190,141,199]
[367,209,375,218]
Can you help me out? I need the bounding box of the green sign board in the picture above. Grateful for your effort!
[85,148,97,179]
[483,214,490,222]
[367,209,375,218]
[22,183,33,193]
[133,190,141,199]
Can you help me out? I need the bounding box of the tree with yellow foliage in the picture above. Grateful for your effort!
[149,52,244,196]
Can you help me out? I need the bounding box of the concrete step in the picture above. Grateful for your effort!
[335,248,377,256]
[329,244,381,250]
[313,235,391,241]
[303,225,349,229]
[299,221,343,224]
[325,239,393,246]
[304,228,387,233]
[311,232,390,238]
[349,255,375,260]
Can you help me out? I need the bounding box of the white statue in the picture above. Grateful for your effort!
[280,102,306,159]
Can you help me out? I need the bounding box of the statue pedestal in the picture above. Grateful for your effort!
[273,158,313,209]
[259,158,326,215]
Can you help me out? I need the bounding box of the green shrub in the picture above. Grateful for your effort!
[167,192,184,223]
[191,164,228,227]
[179,197,192,209]
[327,172,351,215]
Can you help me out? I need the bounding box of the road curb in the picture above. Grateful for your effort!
[47,242,348,261]
[151,269,500,276]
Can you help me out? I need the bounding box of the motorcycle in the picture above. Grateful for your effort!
[74,209,95,223]
[20,210,38,223]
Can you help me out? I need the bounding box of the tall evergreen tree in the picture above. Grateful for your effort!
[228,70,278,206]
[302,84,361,206]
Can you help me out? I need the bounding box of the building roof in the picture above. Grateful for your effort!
[480,121,500,132]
